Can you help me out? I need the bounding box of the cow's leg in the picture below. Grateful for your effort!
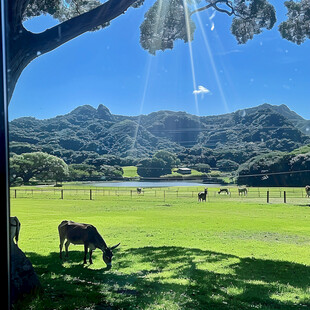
[65,240,70,258]
[59,237,65,259]
[89,250,93,264]
[83,244,88,264]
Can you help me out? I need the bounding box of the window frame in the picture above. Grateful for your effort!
[0,0,11,308]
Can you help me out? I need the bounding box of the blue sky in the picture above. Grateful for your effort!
[9,1,310,120]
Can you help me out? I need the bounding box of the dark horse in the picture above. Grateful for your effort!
[218,188,230,195]
[198,188,208,202]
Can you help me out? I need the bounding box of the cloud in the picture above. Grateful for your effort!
[209,10,216,31]
[218,49,242,56]
[193,85,211,98]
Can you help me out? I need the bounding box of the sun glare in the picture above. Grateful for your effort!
[192,2,230,114]
[182,0,200,117]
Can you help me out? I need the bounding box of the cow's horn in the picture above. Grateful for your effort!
[110,243,120,250]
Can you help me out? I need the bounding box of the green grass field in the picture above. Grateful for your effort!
[11,190,310,310]
[121,166,205,178]
[122,166,139,178]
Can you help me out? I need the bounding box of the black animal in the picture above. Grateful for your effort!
[238,188,248,196]
[137,188,142,194]
[218,188,230,195]
[305,185,310,198]
[198,188,208,202]
[58,220,120,266]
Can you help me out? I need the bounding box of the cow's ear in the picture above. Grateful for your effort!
[110,243,120,250]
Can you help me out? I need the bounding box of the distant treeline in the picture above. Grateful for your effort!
[9,144,310,187]
[237,145,310,186]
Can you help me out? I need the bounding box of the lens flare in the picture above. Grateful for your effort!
[192,2,230,113]
[182,0,200,117]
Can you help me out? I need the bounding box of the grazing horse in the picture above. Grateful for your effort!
[218,188,230,195]
[10,216,21,246]
[58,220,120,266]
[137,188,142,194]
[198,188,208,202]
[238,188,248,196]
[305,185,310,198]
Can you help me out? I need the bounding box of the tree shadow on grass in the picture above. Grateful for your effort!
[297,204,310,208]
[22,247,310,310]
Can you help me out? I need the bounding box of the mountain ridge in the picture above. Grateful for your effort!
[9,103,310,165]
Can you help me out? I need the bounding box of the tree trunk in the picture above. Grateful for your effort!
[10,242,41,303]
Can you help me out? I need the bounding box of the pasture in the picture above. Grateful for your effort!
[11,188,310,310]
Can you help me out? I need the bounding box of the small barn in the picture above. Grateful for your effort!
[177,168,192,175]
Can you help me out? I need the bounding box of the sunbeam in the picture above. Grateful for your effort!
[130,0,171,154]
[192,3,230,113]
[130,55,153,154]
[182,0,200,117]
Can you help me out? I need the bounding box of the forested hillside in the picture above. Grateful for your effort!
[237,145,310,186]
[9,103,310,168]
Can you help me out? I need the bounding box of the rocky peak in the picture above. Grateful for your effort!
[96,104,114,121]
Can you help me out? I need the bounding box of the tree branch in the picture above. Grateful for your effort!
[190,0,235,17]
[190,2,214,16]
[34,0,139,57]
[7,0,139,102]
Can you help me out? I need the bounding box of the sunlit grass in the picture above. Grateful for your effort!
[122,166,139,178]
[11,195,310,309]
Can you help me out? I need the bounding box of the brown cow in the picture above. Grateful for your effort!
[58,220,120,266]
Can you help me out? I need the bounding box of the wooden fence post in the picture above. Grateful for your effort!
[14,189,17,198]
[61,189,64,200]
[90,189,92,200]
[267,191,269,203]
[284,191,286,203]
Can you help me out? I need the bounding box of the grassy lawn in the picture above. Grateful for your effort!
[122,166,139,178]
[121,166,205,178]
[11,192,310,309]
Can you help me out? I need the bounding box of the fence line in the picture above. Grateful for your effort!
[9,187,310,204]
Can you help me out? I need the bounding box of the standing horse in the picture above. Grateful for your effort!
[238,188,248,196]
[198,188,208,202]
